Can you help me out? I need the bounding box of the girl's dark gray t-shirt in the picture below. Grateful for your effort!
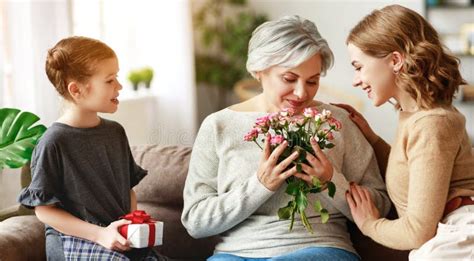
[18,117,147,226]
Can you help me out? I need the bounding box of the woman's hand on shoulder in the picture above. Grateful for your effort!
[257,134,300,191]
[95,219,132,252]
[331,103,379,145]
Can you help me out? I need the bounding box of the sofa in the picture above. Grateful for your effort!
[0,145,409,261]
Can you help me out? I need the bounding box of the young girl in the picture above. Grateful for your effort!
[18,36,163,260]
[337,5,474,260]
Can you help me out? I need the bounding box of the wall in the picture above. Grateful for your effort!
[247,0,424,143]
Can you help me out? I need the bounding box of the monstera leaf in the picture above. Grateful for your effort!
[0,108,47,170]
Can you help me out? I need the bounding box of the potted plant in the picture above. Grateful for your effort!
[0,108,47,220]
[140,67,154,89]
[193,0,267,110]
[128,70,142,91]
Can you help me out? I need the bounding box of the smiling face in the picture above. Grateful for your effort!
[77,57,122,114]
[347,43,397,107]
[258,53,322,113]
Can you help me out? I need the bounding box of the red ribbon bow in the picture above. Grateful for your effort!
[121,210,154,224]
[119,210,156,248]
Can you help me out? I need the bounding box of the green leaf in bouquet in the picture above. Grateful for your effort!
[285,180,300,196]
[300,210,313,233]
[309,187,321,193]
[327,181,336,198]
[296,163,302,173]
[289,204,296,231]
[281,147,293,158]
[320,208,329,223]
[295,190,308,213]
[318,141,325,149]
[314,199,323,212]
[0,108,47,170]
[278,203,293,220]
[297,151,306,162]
[287,131,300,146]
[325,143,335,149]
[314,200,330,223]
[301,143,313,154]
[312,177,322,188]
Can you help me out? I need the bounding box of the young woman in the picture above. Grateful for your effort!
[339,4,474,260]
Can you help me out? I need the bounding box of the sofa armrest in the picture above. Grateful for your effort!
[0,215,46,261]
[0,204,35,222]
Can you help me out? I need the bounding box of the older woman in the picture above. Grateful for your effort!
[181,15,391,260]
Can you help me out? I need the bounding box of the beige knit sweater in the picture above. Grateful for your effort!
[361,106,474,250]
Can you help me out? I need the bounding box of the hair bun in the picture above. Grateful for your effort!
[46,47,68,71]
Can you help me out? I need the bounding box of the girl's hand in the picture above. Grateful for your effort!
[257,134,300,191]
[346,183,380,229]
[95,219,132,252]
[294,138,333,185]
[331,103,379,145]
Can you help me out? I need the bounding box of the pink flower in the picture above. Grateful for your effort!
[328,118,342,130]
[268,112,279,122]
[303,108,318,118]
[321,109,332,121]
[270,134,285,145]
[278,115,290,126]
[327,132,334,140]
[280,108,295,117]
[292,115,306,126]
[324,129,335,140]
[255,115,270,128]
[244,128,259,141]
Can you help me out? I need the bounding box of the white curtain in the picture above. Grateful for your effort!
[1,0,70,126]
[1,0,197,145]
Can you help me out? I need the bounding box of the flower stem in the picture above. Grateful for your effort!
[254,140,263,150]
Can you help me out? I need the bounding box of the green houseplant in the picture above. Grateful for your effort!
[0,108,47,171]
[193,0,267,109]
[128,70,142,91]
[0,108,47,220]
[141,67,154,89]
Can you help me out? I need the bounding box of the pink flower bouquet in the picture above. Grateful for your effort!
[244,107,342,233]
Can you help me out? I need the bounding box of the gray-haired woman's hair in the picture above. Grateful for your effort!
[246,15,334,78]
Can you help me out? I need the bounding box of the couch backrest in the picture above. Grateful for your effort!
[132,145,192,206]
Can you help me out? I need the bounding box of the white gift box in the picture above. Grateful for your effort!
[123,222,164,248]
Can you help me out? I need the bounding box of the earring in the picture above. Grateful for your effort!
[393,69,399,75]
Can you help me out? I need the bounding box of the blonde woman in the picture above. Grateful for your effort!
[337,5,474,260]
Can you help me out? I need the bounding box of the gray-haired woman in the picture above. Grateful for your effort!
[181,15,391,261]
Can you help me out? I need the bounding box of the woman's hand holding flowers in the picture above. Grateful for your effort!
[244,107,342,233]
[257,134,300,191]
[294,138,334,187]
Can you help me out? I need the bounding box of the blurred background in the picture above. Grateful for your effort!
[1,0,473,209]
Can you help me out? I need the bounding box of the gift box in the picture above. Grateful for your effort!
[118,210,164,248]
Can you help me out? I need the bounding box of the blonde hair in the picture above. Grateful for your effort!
[347,5,466,109]
[247,15,334,78]
[45,36,116,99]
